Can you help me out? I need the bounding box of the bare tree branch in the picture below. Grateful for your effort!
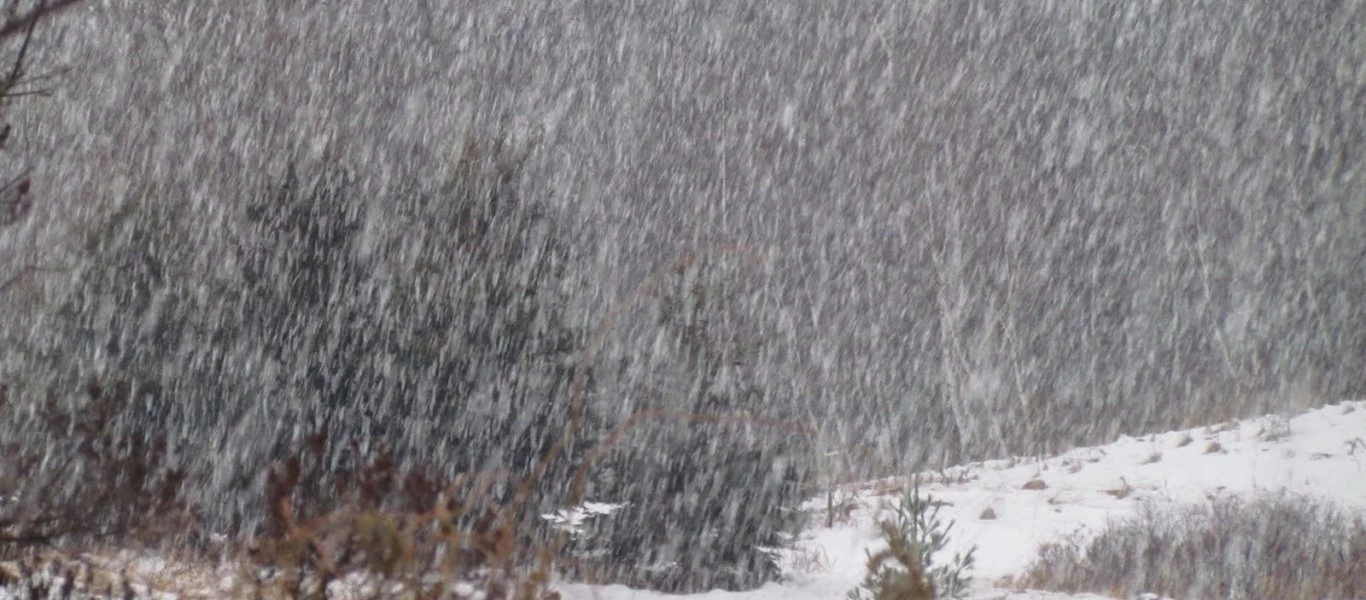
[0,264,65,296]
[0,0,84,42]
[1,6,33,87]
[0,174,30,227]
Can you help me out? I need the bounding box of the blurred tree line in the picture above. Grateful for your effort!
[0,0,1362,591]
[6,120,809,591]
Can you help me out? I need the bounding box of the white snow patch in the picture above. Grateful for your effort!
[557,399,1366,600]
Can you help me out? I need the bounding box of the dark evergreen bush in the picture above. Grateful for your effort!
[25,134,598,538]
[565,259,814,592]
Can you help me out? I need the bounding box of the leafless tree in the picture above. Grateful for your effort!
[0,1,84,295]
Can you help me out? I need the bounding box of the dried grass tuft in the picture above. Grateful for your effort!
[1019,494,1366,600]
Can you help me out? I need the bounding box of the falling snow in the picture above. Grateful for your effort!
[1,1,1362,598]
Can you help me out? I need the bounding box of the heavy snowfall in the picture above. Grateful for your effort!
[0,2,1361,599]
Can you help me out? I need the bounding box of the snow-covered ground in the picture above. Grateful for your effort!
[4,400,1363,599]
[556,399,1366,600]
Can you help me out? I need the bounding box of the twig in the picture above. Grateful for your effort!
[0,0,85,42]
[0,264,65,295]
[1,4,35,89]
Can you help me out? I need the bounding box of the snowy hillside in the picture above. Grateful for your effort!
[2,400,1362,599]
[556,399,1366,600]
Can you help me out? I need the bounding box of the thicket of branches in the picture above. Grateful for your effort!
[0,8,810,595]
[0,0,203,562]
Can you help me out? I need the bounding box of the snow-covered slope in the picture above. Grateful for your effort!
[556,399,1366,600]
[3,400,1361,599]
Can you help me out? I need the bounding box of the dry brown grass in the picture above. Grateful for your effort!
[1254,415,1292,442]
[822,489,862,528]
[245,432,561,600]
[787,545,832,574]
[1018,494,1366,599]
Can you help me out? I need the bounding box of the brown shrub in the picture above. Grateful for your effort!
[0,379,197,556]
[247,432,558,600]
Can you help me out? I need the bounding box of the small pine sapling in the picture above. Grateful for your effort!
[848,481,976,600]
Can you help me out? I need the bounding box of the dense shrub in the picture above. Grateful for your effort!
[1,1,203,560]
[5,125,815,594]
[0,379,196,557]
[14,132,599,539]
[563,259,815,592]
